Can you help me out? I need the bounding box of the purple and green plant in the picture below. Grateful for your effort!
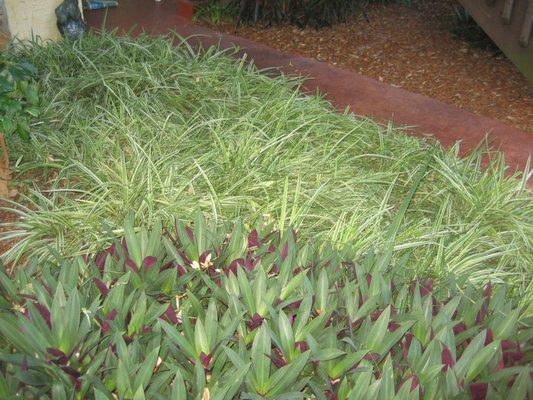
[0,209,530,398]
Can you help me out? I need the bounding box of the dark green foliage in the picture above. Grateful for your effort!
[232,0,363,28]
[0,54,39,143]
[195,1,239,24]
[0,213,530,399]
[198,0,413,28]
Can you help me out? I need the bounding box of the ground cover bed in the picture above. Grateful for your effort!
[0,33,531,301]
[0,31,531,398]
[200,0,533,133]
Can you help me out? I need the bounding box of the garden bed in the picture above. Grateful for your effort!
[0,30,531,399]
[1,33,531,301]
[201,0,532,133]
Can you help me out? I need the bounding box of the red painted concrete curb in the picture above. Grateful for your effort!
[84,0,532,178]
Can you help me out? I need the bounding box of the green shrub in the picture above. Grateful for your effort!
[0,54,39,143]
[0,213,530,398]
[0,53,40,195]
[200,0,413,28]
[195,1,239,24]
[231,0,362,28]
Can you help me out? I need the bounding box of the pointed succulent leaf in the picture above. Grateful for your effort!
[348,369,374,400]
[507,367,529,400]
[266,351,309,397]
[135,346,160,391]
[278,311,295,359]
[237,267,255,315]
[465,340,500,383]
[491,308,519,340]
[455,331,487,381]
[329,351,368,379]
[160,320,195,358]
[366,306,391,352]
[170,370,187,400]
[194,318,210,356]
[251,323,271,391]
[379,356,394,399]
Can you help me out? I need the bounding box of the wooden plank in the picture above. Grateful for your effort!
[458,0,532,83]
[519,0,533,46]
[502,0,515,23]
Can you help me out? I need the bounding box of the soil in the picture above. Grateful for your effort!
[203,0,533,133]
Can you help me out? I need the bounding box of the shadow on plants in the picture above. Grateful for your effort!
[195,0,240,24]
[232,0,364,29]
[199,0,414,28]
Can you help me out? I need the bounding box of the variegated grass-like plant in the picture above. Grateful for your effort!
[1,33,531,303]
[0,210,531,399]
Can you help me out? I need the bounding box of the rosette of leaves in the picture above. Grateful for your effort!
[0,55,39,197]
[0,212,531,399]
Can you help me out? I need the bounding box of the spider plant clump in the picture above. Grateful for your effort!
[0,214,531,399]
[1,33,532,303]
